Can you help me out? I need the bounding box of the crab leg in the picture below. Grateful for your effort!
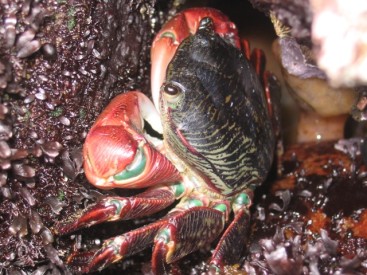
[66,217,170,274]
[210,191,252,269]
[241,39,251,60]
[251,48,277,121]
[250,48,282,143]
[53,183,185,235]
[64,206,226,274]
[250,48,283,168]
[251,48,266,78]
[210,211,250,268]
[64,196,228,274]
[250,48,281,124]
[152,206,226,274]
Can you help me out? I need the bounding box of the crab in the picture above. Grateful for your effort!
[53,7,280,274]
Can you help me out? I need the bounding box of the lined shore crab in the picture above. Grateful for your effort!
[53,7,279,274]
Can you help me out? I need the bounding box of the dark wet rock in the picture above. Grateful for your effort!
[244,141,367,274]
[0,0,177,273]
[249,0,313,43]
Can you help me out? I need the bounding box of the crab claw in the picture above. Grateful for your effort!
[83,91,181,189]
[151,7,241,110]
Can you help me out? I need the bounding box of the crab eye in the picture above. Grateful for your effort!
[161,82,184,109]
[162,82,182,96]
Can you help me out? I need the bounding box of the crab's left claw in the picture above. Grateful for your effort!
[151,7,241,110]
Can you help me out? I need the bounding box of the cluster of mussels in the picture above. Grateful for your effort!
[0,0,171,274]
[0,1,68,273]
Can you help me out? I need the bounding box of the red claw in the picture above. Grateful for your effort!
[83,91,181,189]
[151,7,241,109]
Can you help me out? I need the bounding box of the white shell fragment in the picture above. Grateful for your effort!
[312,0,367,87]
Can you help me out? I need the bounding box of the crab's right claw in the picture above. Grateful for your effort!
[83,91,181,190]
[150,7,241,109]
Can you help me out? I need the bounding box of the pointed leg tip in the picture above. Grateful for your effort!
[66,247,118,274]
[53,202,119,236]
[52,213,83,235]
[51,221,74,236]
[152,239,169,274]
[66,250,96,274]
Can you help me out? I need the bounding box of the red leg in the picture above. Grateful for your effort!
[152,207,226,274]
[67,218,169,273]
[262,71,281,134]
[241,39,251,61]
[65,205,226,273]
[53,183,184,235]
[210,209,250,268]
[210,191,252,269]
[249,47,281,136]
[250,47,283,169]
[251,48,266,79]
[249,47,276,121]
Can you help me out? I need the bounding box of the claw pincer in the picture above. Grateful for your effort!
[54,7,278,274]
